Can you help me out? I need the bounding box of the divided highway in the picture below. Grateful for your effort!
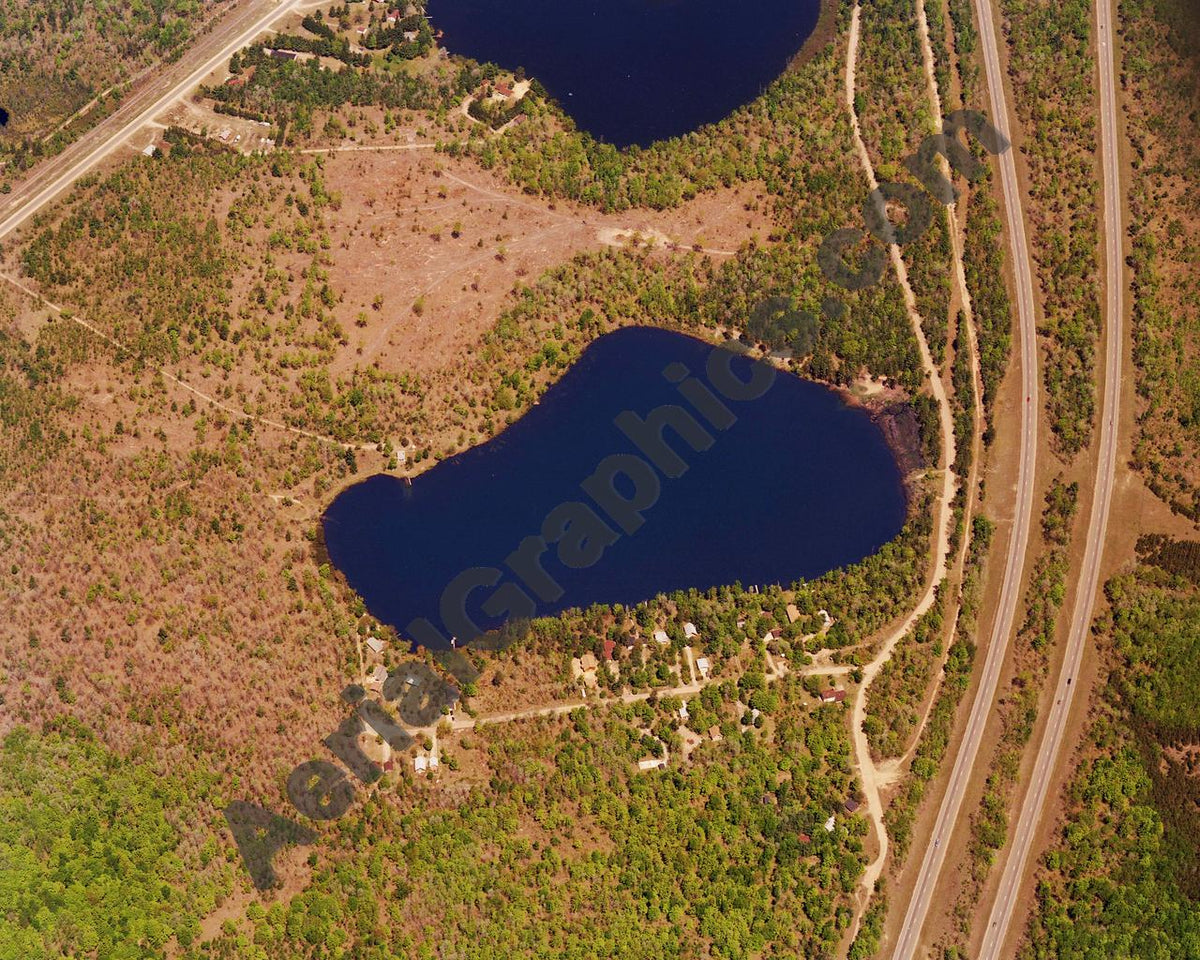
[0,0,1124,954]
[977,0,1125,952]
[888,0,1042,951]
[0,0,305,242]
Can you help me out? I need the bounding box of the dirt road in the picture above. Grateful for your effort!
[888,0,1043,950]
[444,648,849,733]
[870,0,989,800]
[844,4,960,919]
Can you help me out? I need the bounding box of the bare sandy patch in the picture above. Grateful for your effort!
[308,149,773,379]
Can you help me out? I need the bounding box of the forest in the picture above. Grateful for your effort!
[1123,0,1200,519]
[1022,565,1200,957]
[1001,0,1100,459]
[198,677,869,960]
[1022,1,1200,942]
[0,677,872,960]
[882,515,990,861]
[0,0,220,177]
[0,0,1028,953]
[0,721,229,958]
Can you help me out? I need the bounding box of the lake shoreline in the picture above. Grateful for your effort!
[322,327,908,645]
[788,0,842,72]
[867,402,926,488]
[831,378,926,495]
[313,324,926,513]
[431,0,824,148]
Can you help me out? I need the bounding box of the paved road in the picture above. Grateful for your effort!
[888,0,1042,952]
[977,0,1125,954]
[0,0,306,243]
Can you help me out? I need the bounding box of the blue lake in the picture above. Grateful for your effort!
[429,0,823,148]
[322,327,906,649]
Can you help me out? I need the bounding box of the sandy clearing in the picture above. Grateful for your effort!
[310,149,773,379]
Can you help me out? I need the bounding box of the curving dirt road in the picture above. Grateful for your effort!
[888,0,1043,950]
[844,5,960,920]
[976,0,1125,953]
[872,0,989,794]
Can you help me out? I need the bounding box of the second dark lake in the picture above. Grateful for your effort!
[429,0,823,147]
[322,327,906,649]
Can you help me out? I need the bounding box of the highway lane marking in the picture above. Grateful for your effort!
[889,0,1042,952]
[0,0,304,243]
[976,0,1125,952]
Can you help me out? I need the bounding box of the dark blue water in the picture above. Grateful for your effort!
[430,0,822,147]
[323,327,905,649]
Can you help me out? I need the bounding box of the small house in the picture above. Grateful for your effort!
[695,656,710,679]
[571,653,597,682]
[708,725,722,742]
[679,701,689,720]
[371,665,389,685]
[823,815,836,833]
[414,755,428,772]
[653,630,670,645]
[843,798,861,814]
[798,832,812,844]
[820,688,846,704]
[602,638,617,661]
[786,603,801,624]
[683,622,699,639]
[366,636,386,654]
[638,757,665,771]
